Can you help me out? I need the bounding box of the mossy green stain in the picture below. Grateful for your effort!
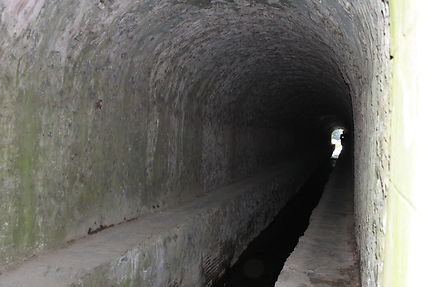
[12,87,42,253]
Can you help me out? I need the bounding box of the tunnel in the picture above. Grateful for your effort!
[1,0,428,286]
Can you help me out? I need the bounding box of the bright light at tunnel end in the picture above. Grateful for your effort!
[331,128,344,159]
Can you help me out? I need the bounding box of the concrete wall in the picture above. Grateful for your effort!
[382,1,430,286]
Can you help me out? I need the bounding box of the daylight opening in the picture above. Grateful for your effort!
[331,128,344,159]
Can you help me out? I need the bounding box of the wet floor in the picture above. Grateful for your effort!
[214,160,334,287]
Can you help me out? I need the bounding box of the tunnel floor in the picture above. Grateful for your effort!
[214,160,335,287]
[276,152,360,286]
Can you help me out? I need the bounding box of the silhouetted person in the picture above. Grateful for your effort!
[340,132,349,149]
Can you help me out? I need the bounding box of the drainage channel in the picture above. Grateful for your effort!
[214,159,335,287]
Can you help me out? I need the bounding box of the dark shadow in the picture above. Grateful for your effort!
[214,159,334,287]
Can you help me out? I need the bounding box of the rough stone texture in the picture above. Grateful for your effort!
[0,154,321,287]
[0,0,390,286]
[350,3,391,287]
[275,150,360,287]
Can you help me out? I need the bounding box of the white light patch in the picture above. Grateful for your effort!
[331,128,344,159]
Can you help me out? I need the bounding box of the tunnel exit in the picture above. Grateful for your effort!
[331,128,344,159]
[1,0,427,286]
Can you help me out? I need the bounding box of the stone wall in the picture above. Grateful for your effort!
[0,1,392,286]
[0,0,340,266]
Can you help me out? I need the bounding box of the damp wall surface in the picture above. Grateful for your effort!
[0,1,390,286]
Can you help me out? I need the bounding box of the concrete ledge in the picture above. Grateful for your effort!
[275,154,360,287]
[0,157,322,287]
